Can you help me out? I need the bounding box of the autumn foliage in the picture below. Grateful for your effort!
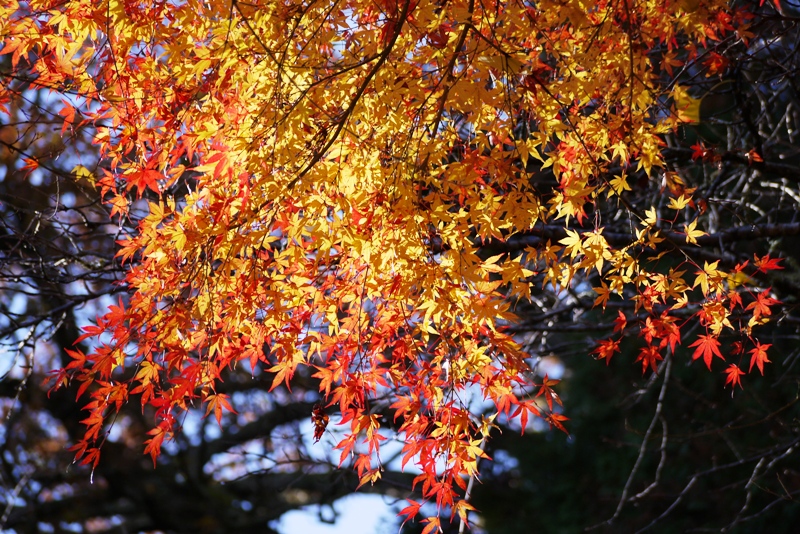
[0,0,786,527]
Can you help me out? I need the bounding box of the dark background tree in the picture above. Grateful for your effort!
[0,46,416,534]
[470,3,800,532]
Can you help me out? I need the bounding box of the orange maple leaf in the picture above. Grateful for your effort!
[746,291,780,321]
[748,341,772,375]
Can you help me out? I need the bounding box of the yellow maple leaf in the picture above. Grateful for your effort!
[684,219,707,245]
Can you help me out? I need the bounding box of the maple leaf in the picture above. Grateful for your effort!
[635,345,663,375]
[420,516,441,534]
[454,499,478,527]
[753,254,783,274]
[608,174,631,195]
[74,324,106,345]
[746,148,763,163]
[613,310,627,333]
[398,499,422,528]
[668,194,691,211]
[73,447,101,471]
[683,219,706,245]
[64,348,88,372]
[593,282,611,309]
[311,403,330,443]
[143,424,169,468]
[691,142,710,161]
[723,364,744,389]
[536,374,562,411]
[544,412,569,433]
[689,334,725,370]
[704,52,729,75]
[512,401,541,435]
[20,157,39,175]
[127,169,162,196]
[693,261,722,296]
[58,99,75,135]
[592,338,621,366]
[748,341,772,375]
[108,194,129,218]
[746,291,780,322]
[204,393,236,426]
[643,207,659,227]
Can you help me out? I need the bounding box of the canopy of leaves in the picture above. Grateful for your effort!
[2,0,800,531]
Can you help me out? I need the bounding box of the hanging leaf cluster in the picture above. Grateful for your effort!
[1,0,783,525]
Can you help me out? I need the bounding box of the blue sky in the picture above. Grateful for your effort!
[274,494,398,534]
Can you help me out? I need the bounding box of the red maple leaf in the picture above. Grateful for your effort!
[635,345,663,374]
[746,148,763,163]
[204,393,236,426]
[613,310,627,333]
[753,254,783,274]
[58,99,75,135]
[748,341,772,375]
[127,168,162,196]
[723,364,744,389]
[728,290,743,310]
[592,338,620,365]
[691,142,708,161]
[689,334,724,370]
[398,499,422,528]
[311,403,330,443]
[703,52,729,75]
[544,412,569,433]
[143,424,169,468]
[536,374,562,411]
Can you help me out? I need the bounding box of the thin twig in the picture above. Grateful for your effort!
[633,476,698,534]
[458,435,486,534]
[588,353,672,529]
[632,415,668,501]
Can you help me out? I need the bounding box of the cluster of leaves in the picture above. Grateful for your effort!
[1,0,791,528]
